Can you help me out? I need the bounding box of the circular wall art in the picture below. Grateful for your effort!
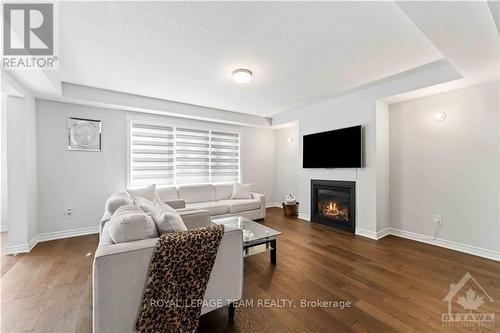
[68,117,102,151]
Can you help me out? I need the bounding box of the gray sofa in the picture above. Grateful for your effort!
[93,204,244,332]
[158,183,266,220]
[99,184,266,231]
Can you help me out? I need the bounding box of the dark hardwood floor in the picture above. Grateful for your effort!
[2,207,499,332]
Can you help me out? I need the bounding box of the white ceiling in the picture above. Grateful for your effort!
[59,1,443,117]
[382,1,500,104]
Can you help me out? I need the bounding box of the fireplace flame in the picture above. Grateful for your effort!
[321,200,349,221]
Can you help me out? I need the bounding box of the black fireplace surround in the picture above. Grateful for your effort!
[311,179,356,233]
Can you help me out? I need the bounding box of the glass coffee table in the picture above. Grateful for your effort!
[212,216,281,264]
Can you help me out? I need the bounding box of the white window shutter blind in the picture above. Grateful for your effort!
[130,122,240,186]
[130,123,174,188]
[210,131,240,183]
[175,127,210,184]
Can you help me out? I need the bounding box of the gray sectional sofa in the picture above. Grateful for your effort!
[93,183,265,332]
[94,210,243,332]
[158,183,266,220]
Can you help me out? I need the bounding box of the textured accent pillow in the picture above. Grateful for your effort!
[151,200,187,234]
[105,192,133,216]
[127,184,158,202]
[133,196,154,213]
[231,183,253,199]
[156,185,179,202]
[108,205,158,244]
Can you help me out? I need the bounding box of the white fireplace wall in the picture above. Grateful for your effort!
[272,60,459,237]
[274,94,379,235]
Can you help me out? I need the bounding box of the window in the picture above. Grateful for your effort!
[129,121,240,188]
[130,123,175,187]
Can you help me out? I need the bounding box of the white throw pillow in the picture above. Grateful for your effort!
[231,183,253,199]
[127,184,158,202]
[151,200,187,234]
[108,205,158,243]
[133,196,154,213]
[105,192,132,215]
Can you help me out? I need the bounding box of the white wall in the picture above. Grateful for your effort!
[0,94,7,231]
[6,97,28,246]
[6,95,38,251]
[36,99,276,234]
[62,83,272,128]
[37,100,126,235]
[389,81,499,252]
[376,101,390,231]
[25,96,38,242]
[241,127,277,205]
[274,125,300,205]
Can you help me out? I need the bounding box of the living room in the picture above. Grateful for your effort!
[1,1,499,332]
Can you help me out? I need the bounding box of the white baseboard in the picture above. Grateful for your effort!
[6,226,99,255]
[355,228,379,240]
[387,228,500,261]
[38,226,99,242]
[8,219,498,261]
[298,213,310,221]
[7,236,38,255]
[376,227,392,239]
[0,225,7,232]
[387,228,434,241]
[356,227,391,240]
[306,218,499,261]
[265,202,282,208]
[356,227,500,261]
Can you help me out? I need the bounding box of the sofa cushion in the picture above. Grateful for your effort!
[127,184,158,202]
[151,201,187,234]
[133,196,154,213]
[178,184,215,203]
[108,205,158,244]
[105,192,132,216]
[156,185,179,202]
[185,201,229,215]
[230,183,253,200]
[225,199,261,213]
[100,223,114,246]
[163,199,186,209]
[215,184,233,201]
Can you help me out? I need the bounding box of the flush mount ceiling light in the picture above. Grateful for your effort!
[232,69,252,84]
[433,112,447,121]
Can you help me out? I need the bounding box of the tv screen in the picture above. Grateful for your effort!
[303,125,362,168]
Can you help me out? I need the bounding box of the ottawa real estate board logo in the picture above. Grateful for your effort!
[442,272,495,328]
[2,3,58,69]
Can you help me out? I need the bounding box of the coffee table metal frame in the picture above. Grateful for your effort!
[212,216,281,264]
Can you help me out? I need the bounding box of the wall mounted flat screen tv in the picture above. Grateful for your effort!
[303,125,362,168]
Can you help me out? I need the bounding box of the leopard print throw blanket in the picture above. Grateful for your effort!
[136,225,225,333]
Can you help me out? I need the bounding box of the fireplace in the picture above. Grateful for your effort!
[311,179,355,233]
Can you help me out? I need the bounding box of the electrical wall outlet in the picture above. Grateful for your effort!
[433,214,442,225]
[66,208,73,217]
